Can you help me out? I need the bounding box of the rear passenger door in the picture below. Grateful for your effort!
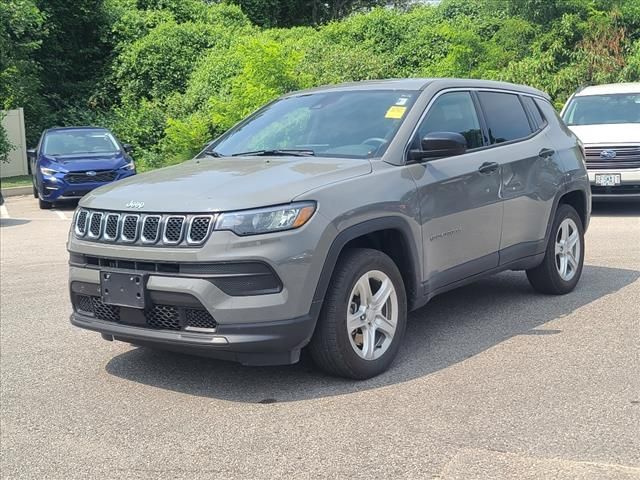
[409,91,503,291]
[475,91,560,263]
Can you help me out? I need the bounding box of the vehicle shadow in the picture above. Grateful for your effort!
[105,265,639,403]
[592,201,640,217]
[0,218,30,227]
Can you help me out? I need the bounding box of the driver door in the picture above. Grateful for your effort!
[409,91,503,291]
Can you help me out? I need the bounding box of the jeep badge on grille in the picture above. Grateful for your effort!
[126,200,144,209]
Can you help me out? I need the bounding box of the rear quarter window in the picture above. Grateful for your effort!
[478,92,533,144]
[521,95,546,130]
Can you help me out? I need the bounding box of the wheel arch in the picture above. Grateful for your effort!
[312,217,422,316]
[544,187,589,246]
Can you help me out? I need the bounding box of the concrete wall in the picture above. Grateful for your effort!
[1,109,28,178]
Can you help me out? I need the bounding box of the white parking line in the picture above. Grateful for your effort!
[52,210,67,220]
[0,204,10,219]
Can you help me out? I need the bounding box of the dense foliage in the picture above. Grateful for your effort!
[1,0,638,170]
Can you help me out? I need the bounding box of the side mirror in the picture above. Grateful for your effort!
[122,144,134,154]
[409,132,467,161]
[27,148,37,161]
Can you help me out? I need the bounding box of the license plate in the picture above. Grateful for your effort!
[100,271,147,308]
[595,174,621,186]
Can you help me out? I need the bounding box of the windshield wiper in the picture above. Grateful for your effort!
[231,149,315,157]
[203,149,224,158]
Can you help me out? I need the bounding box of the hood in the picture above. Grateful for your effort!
[80,156,372,212]
[568,124,640,145]
[42,152,128,172]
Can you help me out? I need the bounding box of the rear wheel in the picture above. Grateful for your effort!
[309,248,407,379]
[526,204,584,294]
[38,198,52,210]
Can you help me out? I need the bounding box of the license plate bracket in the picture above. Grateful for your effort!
[100,271,147,308]
[595,173,621,186]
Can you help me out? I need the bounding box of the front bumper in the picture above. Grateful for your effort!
[41,171,135,201]
[71,311,315,366]
[67,211,335,365]
[588,169,640,198]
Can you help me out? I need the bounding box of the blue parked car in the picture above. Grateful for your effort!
[28,127,136,209]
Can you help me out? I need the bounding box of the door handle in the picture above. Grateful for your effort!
[539,148,555,158]
[478,161,499,174]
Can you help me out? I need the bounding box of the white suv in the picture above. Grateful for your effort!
[562,83,640,199]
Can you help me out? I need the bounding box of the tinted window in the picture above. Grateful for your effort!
[416,91,483,149]
[521,96,545,130]
[478,92,532,144]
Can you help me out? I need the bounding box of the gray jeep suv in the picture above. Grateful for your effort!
[69,79,591,379]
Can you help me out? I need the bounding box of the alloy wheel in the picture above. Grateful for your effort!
[346,270,398,361]
[555,218,581,281]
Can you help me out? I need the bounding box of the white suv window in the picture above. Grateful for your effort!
[563,93,640,125]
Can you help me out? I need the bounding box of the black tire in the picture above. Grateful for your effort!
[526,204,584,295]
[38,198,52,209]
[309,248,407,379]
[33,183,38,198]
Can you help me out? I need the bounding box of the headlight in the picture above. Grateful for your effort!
[122,160,135,170]
[40,167,58,176]
[215,202,316,236]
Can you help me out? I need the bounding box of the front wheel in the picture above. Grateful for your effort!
[38,198,52,210]
[309,248,407,379]
[526,204,584,294]
[33,183,38,198]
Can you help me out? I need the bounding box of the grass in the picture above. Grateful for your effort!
[1,175,32,188]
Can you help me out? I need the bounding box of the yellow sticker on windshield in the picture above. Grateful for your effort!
[385,106,406,119]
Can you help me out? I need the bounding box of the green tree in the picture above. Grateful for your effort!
[35,0,113,113]
[0,0,47,143]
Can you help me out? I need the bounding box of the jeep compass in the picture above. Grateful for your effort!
[68,79,591,379]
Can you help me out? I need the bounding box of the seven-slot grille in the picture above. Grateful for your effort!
[66,171,117,184]
[73,209,215,247]
[584,145,640,170]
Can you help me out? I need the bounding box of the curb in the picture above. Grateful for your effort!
[0,186,32,197]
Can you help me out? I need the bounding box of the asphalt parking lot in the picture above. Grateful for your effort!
[1,194,639,479]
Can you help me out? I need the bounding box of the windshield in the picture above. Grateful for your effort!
[563,93,640,126]
[208,90,418,159]
[43,130,120,156]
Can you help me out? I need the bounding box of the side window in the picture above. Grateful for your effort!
[416,91,484,150]
[477,92,532,144]
[521,95,546,130]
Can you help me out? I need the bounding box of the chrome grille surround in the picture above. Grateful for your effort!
[141,215,162,244]
[88,212,104,239]
[120,214,140,243]
[187,215,214,245]
[73,209,216,247]
[163,216,186,245]
[103,213,120,241]
[75,210,89,237]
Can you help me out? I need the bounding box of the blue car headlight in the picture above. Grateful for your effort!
[121,160,135,171]
[40,166,58,176]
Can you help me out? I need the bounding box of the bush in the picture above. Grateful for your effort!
[25,0,638,171]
